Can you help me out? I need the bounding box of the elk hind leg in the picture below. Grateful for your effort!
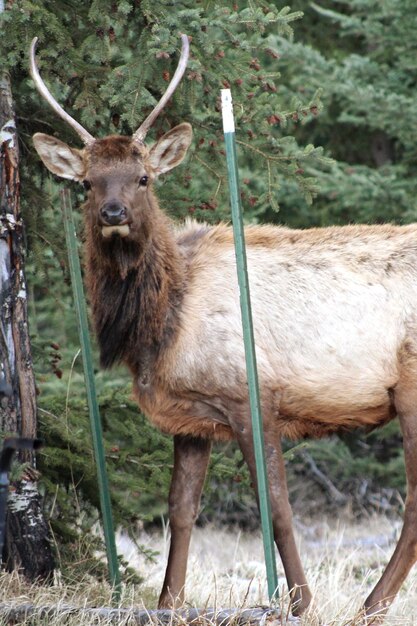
[158,434,212,609]
[364,369,417,621]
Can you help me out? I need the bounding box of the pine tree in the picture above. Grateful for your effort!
[267,0,417,226]
[0,1,328,222]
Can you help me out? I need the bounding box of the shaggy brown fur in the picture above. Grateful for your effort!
[85,190,185,373]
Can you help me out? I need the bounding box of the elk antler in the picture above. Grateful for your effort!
[132,34,190,145]
[30,37,95,146]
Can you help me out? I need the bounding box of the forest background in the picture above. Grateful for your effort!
[0,0,415,581]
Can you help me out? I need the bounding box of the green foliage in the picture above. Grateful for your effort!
[38,382,173,527]
[36,369,260,574]
[269,0,417,226]
[0,0,328,225]
[300,425,405,502]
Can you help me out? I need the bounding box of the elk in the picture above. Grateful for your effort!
[30,34,417,623]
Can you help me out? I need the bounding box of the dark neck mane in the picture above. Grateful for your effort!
[86,215,185,376]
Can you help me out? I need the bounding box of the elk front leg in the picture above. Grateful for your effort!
[230,416,312,616]
[158,434,212,608]
[362,394,417,622]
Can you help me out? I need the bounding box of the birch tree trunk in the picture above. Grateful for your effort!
[0,67,54,579]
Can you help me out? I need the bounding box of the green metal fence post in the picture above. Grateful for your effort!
[221,89,279,603]
[60,189,121,603]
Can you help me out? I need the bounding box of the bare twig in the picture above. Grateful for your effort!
[299,450,348,505]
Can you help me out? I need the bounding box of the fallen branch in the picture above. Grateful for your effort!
[0,604,301,625]
[299,450,348,505]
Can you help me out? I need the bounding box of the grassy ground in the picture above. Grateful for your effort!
[1,514,417,624]
[120,514,416,625]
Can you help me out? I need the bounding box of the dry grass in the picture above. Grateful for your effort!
[120,514,417,625]
[1,514,417,624]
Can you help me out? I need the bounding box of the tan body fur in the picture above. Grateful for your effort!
[141,221,415,442]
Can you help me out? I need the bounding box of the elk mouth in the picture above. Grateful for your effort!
[101,224,131,238]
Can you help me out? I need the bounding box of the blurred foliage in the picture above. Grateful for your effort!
[1,0,415,582]
[268,0,417,226]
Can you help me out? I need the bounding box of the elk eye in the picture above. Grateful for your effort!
[83,179,92,191]
[139,175,148,187]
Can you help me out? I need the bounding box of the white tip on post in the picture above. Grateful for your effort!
[221,89,235,134]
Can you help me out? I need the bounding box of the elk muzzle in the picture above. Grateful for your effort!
[100,201,130,238]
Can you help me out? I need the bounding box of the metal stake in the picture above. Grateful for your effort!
[60,189,121,602]
[221,89,279,602]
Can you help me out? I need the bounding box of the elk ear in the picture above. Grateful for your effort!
[33,133,86,181]
[148,123,192,175]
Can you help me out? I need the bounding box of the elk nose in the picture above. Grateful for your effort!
[100,202,128,225]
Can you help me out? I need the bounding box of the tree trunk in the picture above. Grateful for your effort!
[0,69,54,579]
